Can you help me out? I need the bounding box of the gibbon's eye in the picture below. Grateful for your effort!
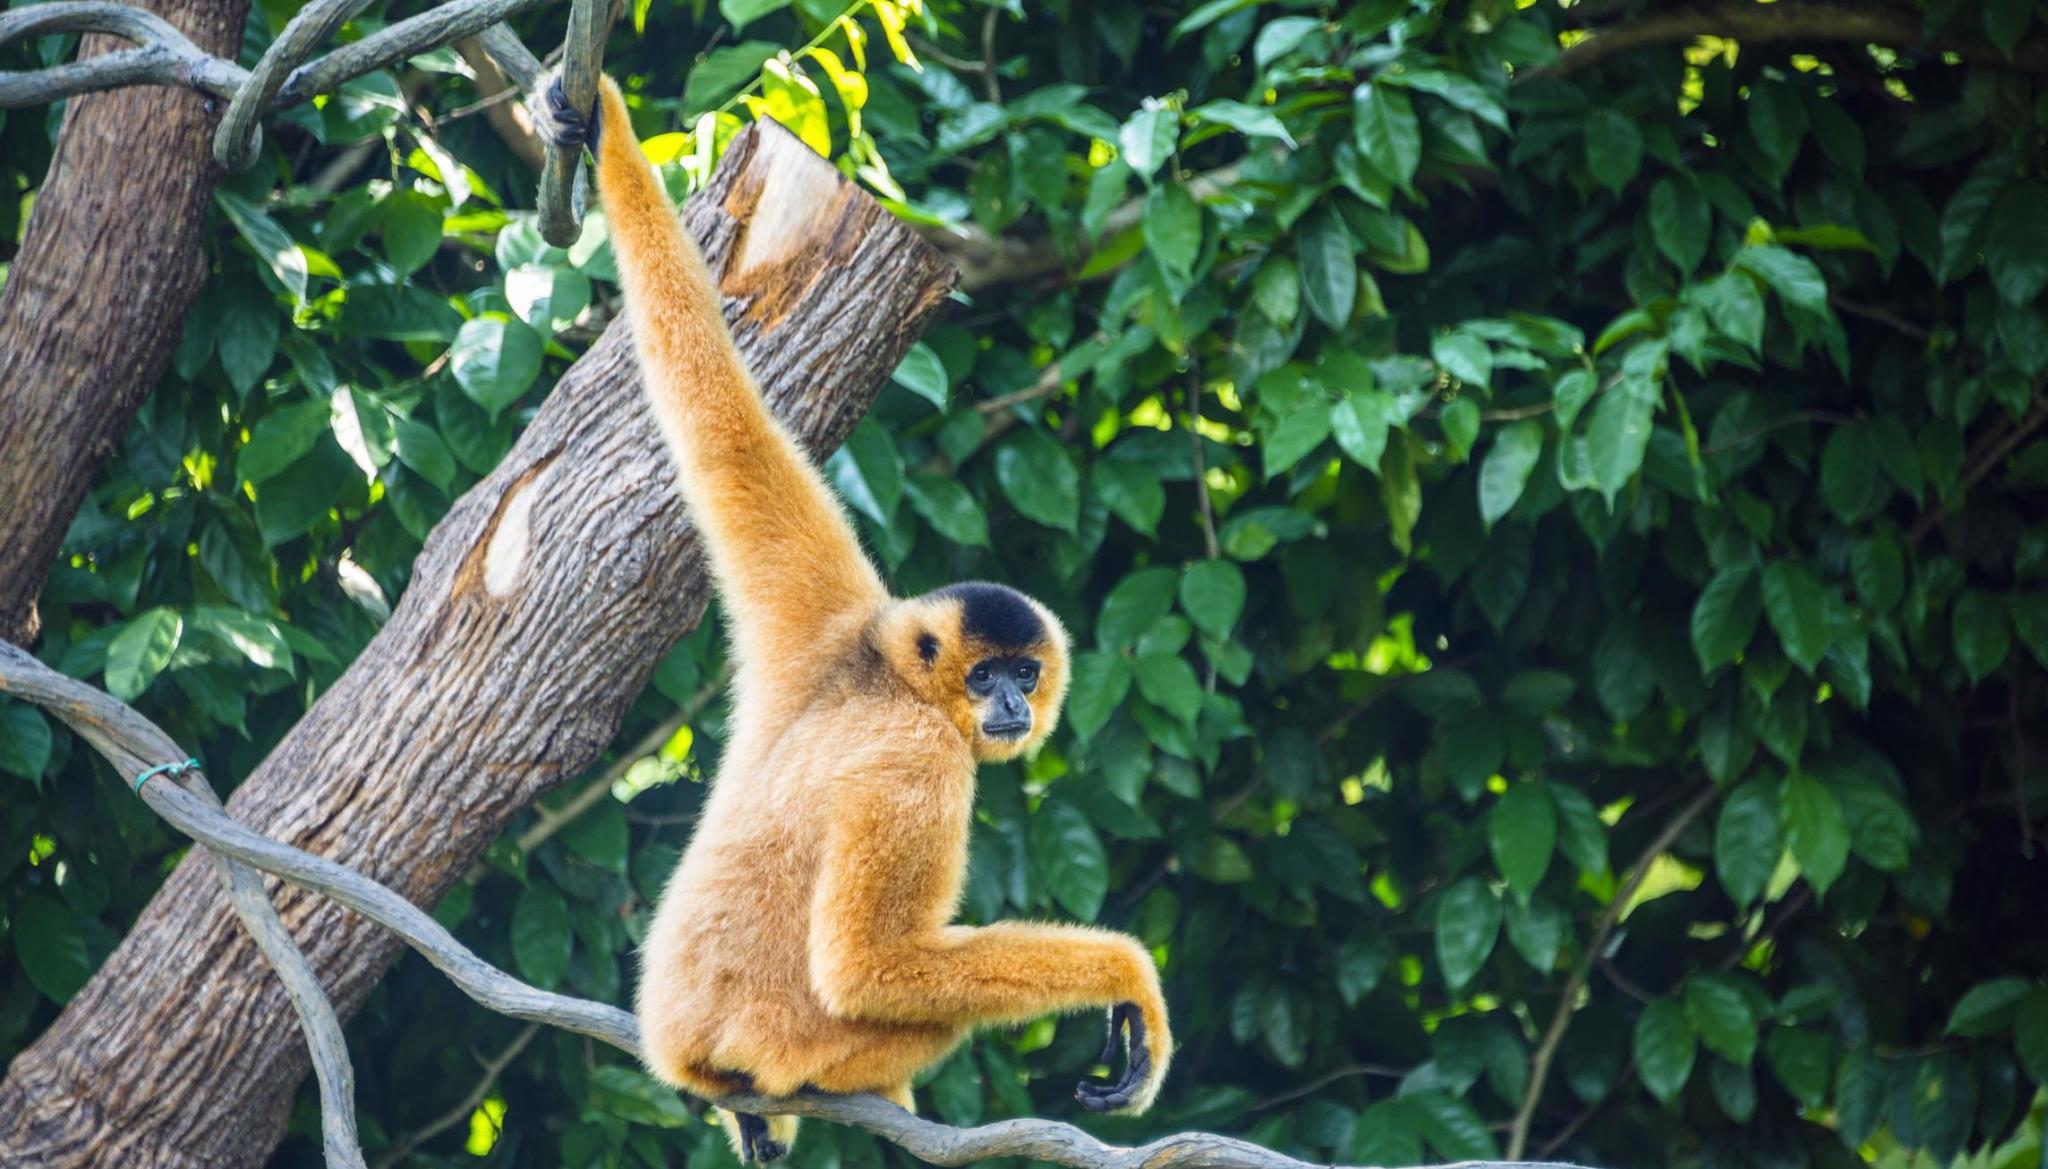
[968,663,996,695]
[1014,661,1039,691]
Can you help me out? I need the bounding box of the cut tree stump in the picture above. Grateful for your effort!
[0,121,956,1168]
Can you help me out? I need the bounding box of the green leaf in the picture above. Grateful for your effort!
[891,342,950,410]
[1549,784,1608,876]
[0,701,52,781]
[1434,877,1500,992]
[1297,208,1357,329]
[1985,182,2048,304]
[1711,1059,1756,1124]
[1746,80,1807,173]
[826,418,903,525]
[1432,331,1491,392]
[450,317,544,420]
[1953,590,2012,683]
[1143,183,1203,284]
[561,800,629,874]
[1478,420,1543,527]
[393,419,457,492]
[1634,998,1697,1105]
[1697,272,1765,350]
[1685,974,1759,1066]
[1736,245,1829,318]
[993,428,1080,531]
[1135,653,1203,725]
[1584,109,1643,192]
[1118,102,1179,182]
[1716,779,1783,908]
[215,189,308,306]
[719,0,787,30]
[13,895,91,1003]
[684,42,782,114]
[1253,257,1300,325]
[1762,1027,1830,1110]
[1099,568,1178,648]
[511,884,572,989]
[1760,561,1830,673]
[1489,782,1556,902]
[381,189,444,275]
[1330,390,1391,470]
[237,399,330,485]
[1780,771,1849,897]
[1352,83,1421,189]
[1093,461,1165,535]
[1587,369,1658,505]
[1944,978,2035,1037]
[2015,987,2048,1083]
[1396,69,1508,132]
[1336,934,1391,1006]
[2013,593,2048,668]
[1504,896,1568,972]
[216,285,279,396]
[1820,423,1883,522]
[1691,566,1762,672]
[587,1066,692,1127]
[106,608,183,701]
[1180,560,1246,638]
[1852,533,1905,612]
[1650,177,1710,275]
[1065,652,1133,740]
[188,606,292,673]
[1188,98,1296,147]
[1411,1092,1497,1161]
[1351,1100,1423,1167]
[1985,0,2033,58]
[1552,368,1598,430]
[904,473,990,547]
[1264,407,1333,479]
[1031,799,1108,919]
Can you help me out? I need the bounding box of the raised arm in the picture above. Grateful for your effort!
[560,79,888,672]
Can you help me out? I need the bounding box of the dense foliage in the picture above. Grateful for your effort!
[6,1,2048,1168]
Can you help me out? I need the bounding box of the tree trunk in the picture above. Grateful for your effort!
[0,0,250,648]
[0,123,956,1167]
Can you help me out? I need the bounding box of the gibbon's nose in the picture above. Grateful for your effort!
[982,682,1032,739]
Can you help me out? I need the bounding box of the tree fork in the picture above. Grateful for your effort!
[0,121,957,1168]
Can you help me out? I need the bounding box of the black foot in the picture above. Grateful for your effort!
[541,76,601,153]
[1075,1001,1151,1113]
[734,1111,787,1164]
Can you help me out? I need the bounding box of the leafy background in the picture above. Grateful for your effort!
[5,0,2048,1167]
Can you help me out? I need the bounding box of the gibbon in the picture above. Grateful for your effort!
[531,75,1173,1162]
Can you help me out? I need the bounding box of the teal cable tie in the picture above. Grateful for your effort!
[134,757,199,795]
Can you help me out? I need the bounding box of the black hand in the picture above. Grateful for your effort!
[542,77,602,152]
[1075,1002,1150,1113]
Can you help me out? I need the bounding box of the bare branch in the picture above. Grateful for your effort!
[0,2,247,105]
[0,639,1591,1169]
[277,0,553,107]
[216,0,380,168]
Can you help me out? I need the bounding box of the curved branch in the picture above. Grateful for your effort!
[275,0,553,106]
[0,2,246,105]
[216,0,382,168]
[0,640,1589,1169]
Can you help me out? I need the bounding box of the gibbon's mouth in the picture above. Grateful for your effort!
[982,719,1030,740]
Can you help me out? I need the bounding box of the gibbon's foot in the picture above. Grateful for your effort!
[733,1111,788,1164]
[537,76,601,153]
[1075,1001,1151,1113]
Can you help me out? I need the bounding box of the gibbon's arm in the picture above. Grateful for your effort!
[587,79,887,667]
[806,785,1172,1111]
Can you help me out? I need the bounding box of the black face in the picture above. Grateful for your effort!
[968,654,1041,740]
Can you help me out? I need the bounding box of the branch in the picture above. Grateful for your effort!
[534,0,611,245]
[0,640,1588,1169]
[1504,781,1722,1159]
[0,0,552,113]
[1535,2,2048,79]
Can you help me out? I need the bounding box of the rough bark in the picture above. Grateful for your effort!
[0,121,956,1168]
[0,0,250,648]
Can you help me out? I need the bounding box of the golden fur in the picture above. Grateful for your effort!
[571,78,1173,1154]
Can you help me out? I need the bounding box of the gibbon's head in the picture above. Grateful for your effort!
[882,582,1070,762]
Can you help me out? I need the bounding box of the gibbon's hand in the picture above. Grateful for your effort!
[1075,1001,1152,1114]
[528,70,600,153]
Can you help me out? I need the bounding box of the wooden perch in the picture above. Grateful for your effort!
[0,120,957,1169]
[0,640,1588,1169]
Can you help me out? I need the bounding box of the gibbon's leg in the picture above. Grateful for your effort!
[534,77,889,676]
[809,807,1172,1114]
[725,1110,795,1164]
